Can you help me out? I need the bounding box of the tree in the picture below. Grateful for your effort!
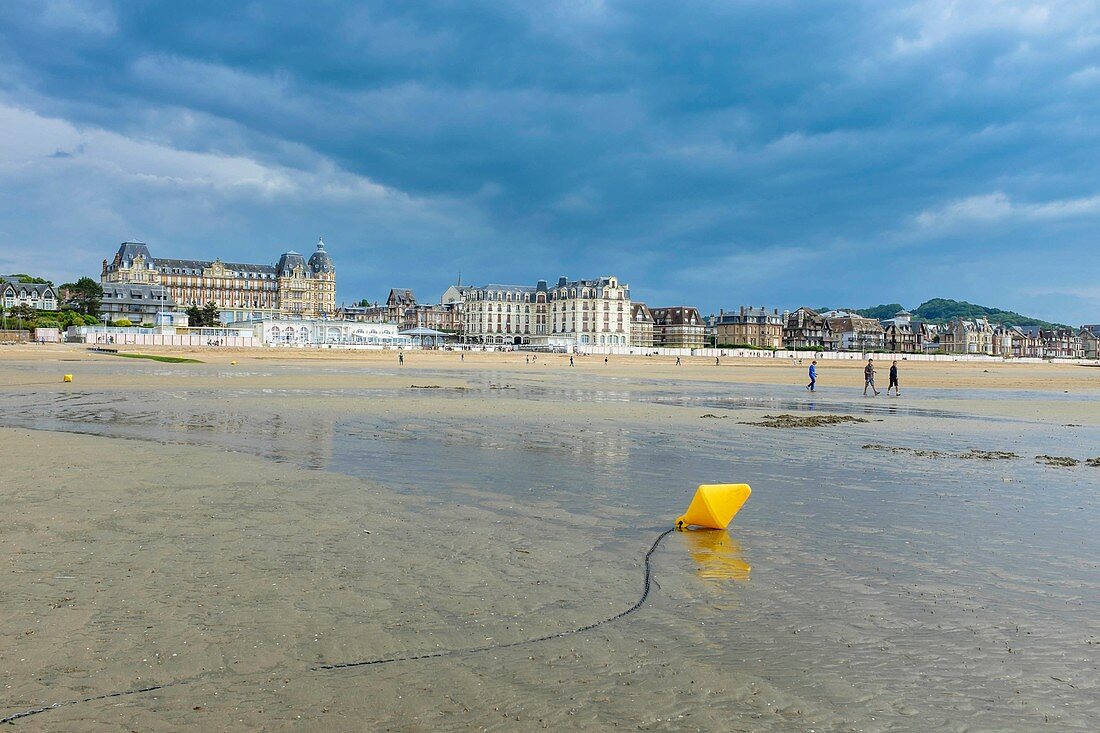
[60,277,103,316]
[114,318,133,327]
[201,302,221,327]
[8,304,36,320]
[854,303,907,320]
[185,304,203,326]
[6,273,51,284]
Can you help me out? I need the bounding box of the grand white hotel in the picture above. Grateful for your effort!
[458,275,631,348]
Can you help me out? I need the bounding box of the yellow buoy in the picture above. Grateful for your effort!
[675,483,751,530]
[63,374,73,383]
[231,360,238,365]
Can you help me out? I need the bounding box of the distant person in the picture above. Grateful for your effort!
[604,356,608,364]
[863,358,879,396]
[526,355,530,364]
[675,356,681,366]
[807,360,817,392]
[460,352,464,361]
[398,352,404,365]
[569,355,574,367]
[715,357,720,366]
[887,360,900,396]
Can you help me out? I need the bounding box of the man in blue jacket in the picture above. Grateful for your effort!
[807,360,817,392]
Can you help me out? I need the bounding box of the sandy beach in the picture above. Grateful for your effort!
[2,344,1099,731]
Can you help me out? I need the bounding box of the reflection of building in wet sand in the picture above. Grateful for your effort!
[518,423,632,470]
[263,411,335,469]
[169,404,335,470]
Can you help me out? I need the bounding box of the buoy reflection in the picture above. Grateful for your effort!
[684,530,751,581]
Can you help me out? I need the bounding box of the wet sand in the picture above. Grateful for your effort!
[2,344,1099,731]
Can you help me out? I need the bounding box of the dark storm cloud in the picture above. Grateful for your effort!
[0,0,1098,322]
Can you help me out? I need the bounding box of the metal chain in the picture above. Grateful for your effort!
[1,685,165,725]
[3,528,676,723]
[314,527,675,670]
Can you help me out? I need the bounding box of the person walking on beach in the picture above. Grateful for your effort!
[715,357,720,366]
[863,358,879,396]
[398,352,404,365]
[675,356,681,366]
[887,360,900,396]
[569,355,574,367]
[807,360,817,391]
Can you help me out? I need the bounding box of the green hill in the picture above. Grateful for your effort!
[851,299,1071,330]
[852,303,905,321]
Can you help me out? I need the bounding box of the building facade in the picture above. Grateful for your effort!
[992,325,1016,356]
[384,288,417,323]
[100,282,185,325]
[1,277,57,311]
[401,303,464,333]
[101,239,336,322]
[650,306,706,349]
[337,304,389,322]
[548,276,631,348]
[630,303,655,349]
[783,307,832,349]
[713,306,783,349]
[881,310,928,353]
[940,317,995,354]
[462,282,548,346]
[1047,328,1084,358]
[827,314,886,351]
[1079,328,1100,359]
[244,318,408,348]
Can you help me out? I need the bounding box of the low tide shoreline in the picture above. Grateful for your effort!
[2,348,1099,731]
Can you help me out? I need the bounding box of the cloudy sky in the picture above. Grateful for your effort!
[1,1,1098,323]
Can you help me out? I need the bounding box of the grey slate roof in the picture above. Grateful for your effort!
[650,306,703,326]
[276,251,307,276]
[308,241,334,274]
[1,277,56,298]
[108,239,334,283]
[115,241,153,265]
[155,258,276,276]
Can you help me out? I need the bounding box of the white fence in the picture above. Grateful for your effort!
[83,333,256,348]
[570,344,1098,364]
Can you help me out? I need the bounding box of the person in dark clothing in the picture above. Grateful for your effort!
[863,358,879,396]
[807,360,817,391]
[887,360,900,396]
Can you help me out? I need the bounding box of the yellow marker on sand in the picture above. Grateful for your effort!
[63,374,73,383]
[676,483,751,530]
